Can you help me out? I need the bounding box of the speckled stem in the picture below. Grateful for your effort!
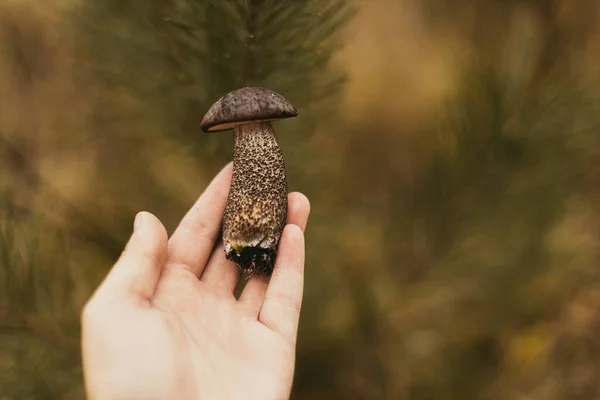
[222,121,288,275]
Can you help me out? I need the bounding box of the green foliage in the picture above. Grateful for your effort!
[4,0,600,398]
[2,0,355,398]
[165,0,355,103]
[0,190,83,399]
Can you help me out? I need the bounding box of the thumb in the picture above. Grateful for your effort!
[99,211,168,301]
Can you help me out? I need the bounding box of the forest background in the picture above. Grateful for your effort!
[2,0,600,398]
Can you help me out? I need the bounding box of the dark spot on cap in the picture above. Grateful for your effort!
[201,87,298,132]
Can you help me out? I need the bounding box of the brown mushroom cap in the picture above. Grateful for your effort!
[200,87,298,132]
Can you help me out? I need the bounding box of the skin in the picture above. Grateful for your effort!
[81,162,310,400]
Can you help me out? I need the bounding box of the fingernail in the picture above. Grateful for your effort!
[134,212,145,232]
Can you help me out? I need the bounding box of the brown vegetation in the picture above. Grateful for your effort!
[2,0,600,398]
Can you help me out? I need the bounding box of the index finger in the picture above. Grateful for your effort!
[166,162,232,276]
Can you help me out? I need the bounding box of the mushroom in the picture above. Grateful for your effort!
[200,87,298,276]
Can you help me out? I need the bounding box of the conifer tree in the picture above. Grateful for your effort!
[1,1,355,398]
[5,0,600,398]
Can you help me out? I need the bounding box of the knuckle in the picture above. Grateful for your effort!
[196,221,219,244]
[265,292,302,315]
[139,247,160,265]
[181,218,219,245]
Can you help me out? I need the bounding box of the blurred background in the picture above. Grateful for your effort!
[2,0,600,398]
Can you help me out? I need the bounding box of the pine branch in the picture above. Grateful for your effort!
[242,0,264,85]
[164,0,356,106]
[1,196,82,355]
[0,135,125,257]
[0,305,79,354]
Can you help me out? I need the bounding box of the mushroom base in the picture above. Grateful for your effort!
[226,245,276,276]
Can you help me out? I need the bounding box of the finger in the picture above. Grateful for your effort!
[237,275,270,315]
[198,242,240,294]
[100,212,168,301]
[238,192,310,316]
[167,162,233,276]
[259,224,305,342]
[200,192,310,293]
[287,192,311,231]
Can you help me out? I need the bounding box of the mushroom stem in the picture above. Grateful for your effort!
[222,121,288,275]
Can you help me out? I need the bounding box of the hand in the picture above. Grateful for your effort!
[81,162,310,400]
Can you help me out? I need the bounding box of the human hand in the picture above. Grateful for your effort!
[81,162,310,400]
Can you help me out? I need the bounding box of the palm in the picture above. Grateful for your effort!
[152,267,295,398]
[82,163,310,400]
